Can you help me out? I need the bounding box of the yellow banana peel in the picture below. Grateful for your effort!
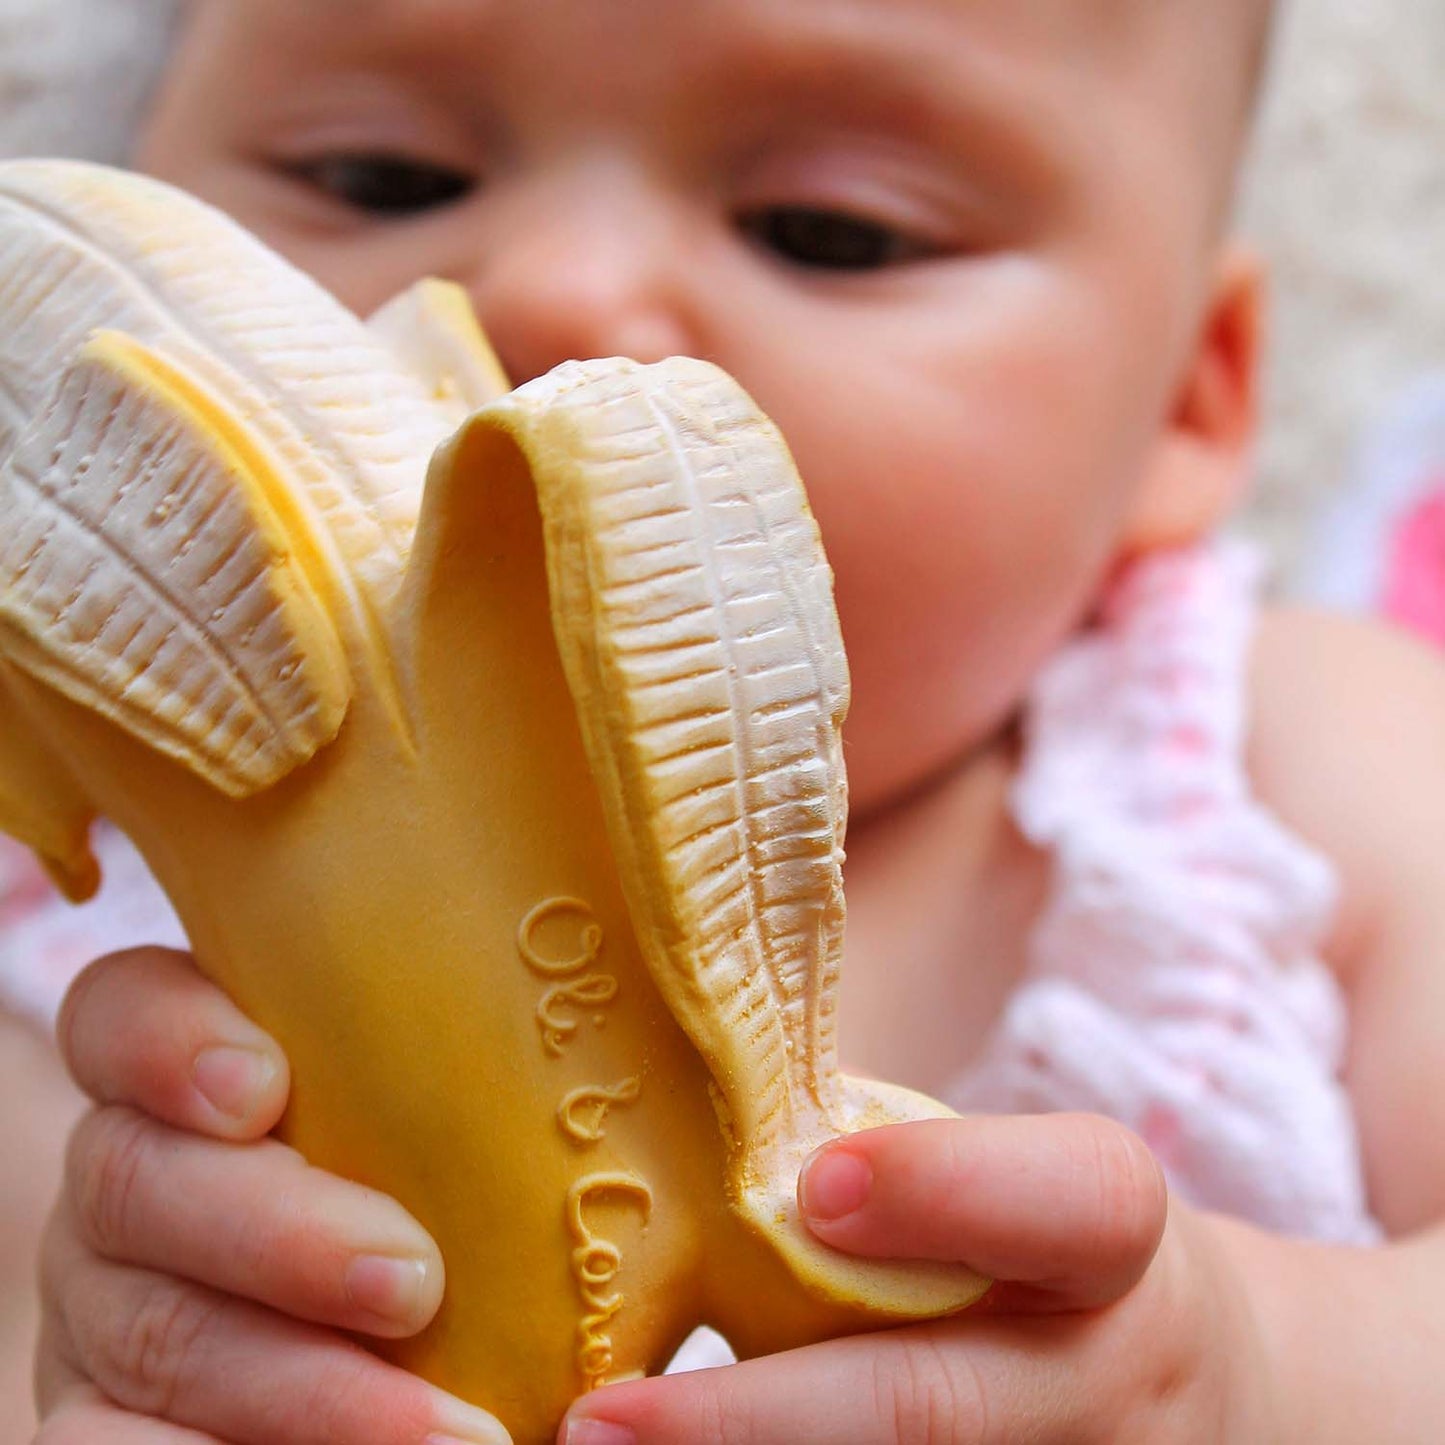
[0,160,988,1444]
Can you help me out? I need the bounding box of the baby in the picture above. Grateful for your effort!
[19,0,1445,1441]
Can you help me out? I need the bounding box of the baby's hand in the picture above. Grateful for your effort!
[33,947,512,1445]
[563,1114,1274,1444]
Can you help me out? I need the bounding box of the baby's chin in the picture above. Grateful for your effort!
[841,688,1023,825]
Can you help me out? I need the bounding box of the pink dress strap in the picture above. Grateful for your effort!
[948,541,1380,1244]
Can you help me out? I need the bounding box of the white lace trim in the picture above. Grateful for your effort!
[949,542,1380,1244]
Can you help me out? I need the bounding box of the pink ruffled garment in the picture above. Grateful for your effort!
[948,541,1381,1245]
[0,823,185,1033]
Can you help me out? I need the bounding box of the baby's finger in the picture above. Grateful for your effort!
[46,1234,510,1445]
[36,1307,229,1439]
[561,1321,1088,1445]
[37,1383,230,1445]
[58,947,289,1139]
[64,1107,443,1337]
[799,1112,1168,1311]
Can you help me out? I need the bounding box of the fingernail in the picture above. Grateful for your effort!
[346,1253,430,1326]
[192,1045,277,1121]
[560,1419,636,1445]
[800,1146,872,1222]
[428,1399,514,1445]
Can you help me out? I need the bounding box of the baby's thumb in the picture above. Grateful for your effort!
[797,1112,1168,1313]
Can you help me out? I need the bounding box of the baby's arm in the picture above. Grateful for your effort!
[34,948,510,1445]
[1230,608,1445,1422]
[1249,608,1445,1236]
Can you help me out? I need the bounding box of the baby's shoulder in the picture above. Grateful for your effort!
[1248,605,1445,980]
[1250,605,1445,747]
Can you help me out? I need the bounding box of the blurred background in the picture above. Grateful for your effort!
[1240,0,1445,588]
[0,1,1442,1441]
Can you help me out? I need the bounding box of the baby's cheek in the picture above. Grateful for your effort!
[835,546,1087,813]
[799,409,1113,802]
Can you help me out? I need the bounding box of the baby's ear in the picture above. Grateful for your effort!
[1121,246,1264,553]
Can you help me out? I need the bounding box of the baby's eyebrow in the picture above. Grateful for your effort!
[266,0,501,52]
[709,0,1082,188]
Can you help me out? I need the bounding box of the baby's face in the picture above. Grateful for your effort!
[137,0,1251,816]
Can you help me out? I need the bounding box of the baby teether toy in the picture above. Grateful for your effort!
[0,161,986,1444]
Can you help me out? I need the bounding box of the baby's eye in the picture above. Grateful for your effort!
[738,206,932,271]
[287,153,476,218]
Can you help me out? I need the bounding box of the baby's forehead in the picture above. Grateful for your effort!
[171,0,1264,212]
[180,0,1263,113]
[186,0,1256,67]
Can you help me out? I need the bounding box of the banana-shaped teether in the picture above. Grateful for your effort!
[0,161,987,1445]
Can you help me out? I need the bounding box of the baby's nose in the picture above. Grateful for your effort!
[466,170,697,386]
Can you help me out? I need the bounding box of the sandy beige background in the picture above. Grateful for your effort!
[1240,0,1445,579]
